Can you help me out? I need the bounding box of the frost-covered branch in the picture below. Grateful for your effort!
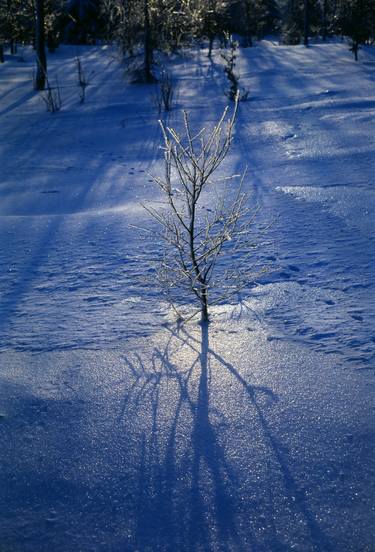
[146,100,259,322]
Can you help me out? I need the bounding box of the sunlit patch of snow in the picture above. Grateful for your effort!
[277,185,375,237]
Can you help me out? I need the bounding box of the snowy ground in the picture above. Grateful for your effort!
[0,41,374,551]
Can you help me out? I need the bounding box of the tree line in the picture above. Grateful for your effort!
[0,0,374,76]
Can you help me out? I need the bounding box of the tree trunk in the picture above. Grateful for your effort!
[244,2,253,47]
[304,0,309,46]
[0,45,4,63]
[201,288,209,323]
[353,41,359,61]
[143,0,153,82]
[208,34,214,58]
[322,0,327,40]
[35,0,47,90]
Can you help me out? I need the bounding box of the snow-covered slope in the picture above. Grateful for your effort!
[0,41,374,551]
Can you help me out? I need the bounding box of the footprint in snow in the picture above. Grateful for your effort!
[351,314,363,321]
[278,271,292,279]
[296,327,312,336]
[311,332,336,341]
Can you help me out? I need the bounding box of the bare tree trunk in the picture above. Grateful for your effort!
[353,41,359,61]
[244,1,253,47]
[0,45,4,63]
[322,0,327,40]
[35,0,47,90]
[144,0,153,82]
[189,192,209,322]
[208,34,214,58]
[304,0,309,46]
[201,288,209,323]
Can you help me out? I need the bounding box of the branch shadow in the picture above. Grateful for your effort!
[0,322,335,551]
[0,91,35,117]
[116,322,333,551]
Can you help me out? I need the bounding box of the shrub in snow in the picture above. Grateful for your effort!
[153,69,176,113]
[76,57,89,103]
[349,40,360,61]
[280,22,302,45]
[144,101,258,323]
[127,55,157,84]
[221,35,249,102]
[40,75,62,113]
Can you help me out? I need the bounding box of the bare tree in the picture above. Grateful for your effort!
[35,0,47,90]
[76,56,89,103]
[143,0,154,82]
[303,0,309,46]
[144,100,259,323]
[40,73,62,112]
[153,68,176,113]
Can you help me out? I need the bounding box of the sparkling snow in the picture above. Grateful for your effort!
[0,41,374,551]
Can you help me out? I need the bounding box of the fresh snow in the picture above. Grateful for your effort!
[0,41,374,551]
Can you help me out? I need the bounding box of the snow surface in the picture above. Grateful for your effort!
[0,41,374,551]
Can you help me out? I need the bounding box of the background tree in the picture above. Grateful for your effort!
[0,0,64,59]
[237,0,279,46]
[303,0,309,44]
[0,0,6,60]
[199,0,231,57]
[35,0,47,90]
[63,0,105,43]
[100,0,141,54]
[0,0,31,54]
[100,0,200,79]
[280,0,321,44]
[335,0,375,59]
[45,0,66,51]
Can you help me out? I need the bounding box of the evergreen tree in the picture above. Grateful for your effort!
[238,0,279,45]
[280,0,321,44]
[0,0,34,53]
[336,0,375,59]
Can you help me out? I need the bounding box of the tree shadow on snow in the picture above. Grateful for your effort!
[117,322,333,552]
